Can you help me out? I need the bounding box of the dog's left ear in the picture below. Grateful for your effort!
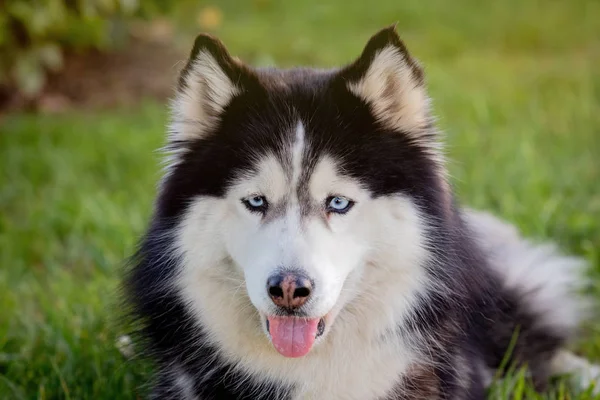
[170,34,258,142]
[341,25,430,133]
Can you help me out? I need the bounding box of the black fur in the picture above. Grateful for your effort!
[125,27,573,399]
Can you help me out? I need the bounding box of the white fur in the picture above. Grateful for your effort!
[174,368,197,400]
[466,211,596,393]
[291,121,305,188]
[173,126,431,398]
[149,367,197,400]
[464,209,588,333]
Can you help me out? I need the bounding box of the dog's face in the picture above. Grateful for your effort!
[223,145,372,329]
[162,26,447,358]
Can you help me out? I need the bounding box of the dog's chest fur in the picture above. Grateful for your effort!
[286,333,417,400]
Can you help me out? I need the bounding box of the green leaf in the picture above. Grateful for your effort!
[119,0,140,15]
[37,44,64,72]
[13,52,46,97]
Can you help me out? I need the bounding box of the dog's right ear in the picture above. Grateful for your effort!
[340,25,430,135]
[170,34,256,142]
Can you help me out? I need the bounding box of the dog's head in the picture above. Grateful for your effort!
[161,26,448,358]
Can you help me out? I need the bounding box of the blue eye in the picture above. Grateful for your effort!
[248,196,264,207]
[243,195,268,213]
[326,196,354,214]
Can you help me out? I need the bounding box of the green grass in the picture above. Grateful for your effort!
[1,0,599,398]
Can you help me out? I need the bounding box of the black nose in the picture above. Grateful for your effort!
[267,271,313,310]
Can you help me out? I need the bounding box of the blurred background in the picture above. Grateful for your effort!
[1,0,599,398]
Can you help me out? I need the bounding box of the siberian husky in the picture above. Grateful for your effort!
[125,26,598,399]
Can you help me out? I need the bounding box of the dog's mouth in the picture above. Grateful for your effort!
[266,316,326,358]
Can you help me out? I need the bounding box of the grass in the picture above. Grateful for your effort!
[1,0,599,398]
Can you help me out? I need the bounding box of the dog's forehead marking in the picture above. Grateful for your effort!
[289,120,319,218]
[290,121,305,192]
[260,120,307,224]
[285,120,314,224]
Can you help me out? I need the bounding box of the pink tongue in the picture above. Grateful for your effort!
[267,316,320,358]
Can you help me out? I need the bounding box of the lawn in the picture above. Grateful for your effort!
[1,0,599,398]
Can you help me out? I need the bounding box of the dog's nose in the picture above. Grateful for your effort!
[267,271,313,310]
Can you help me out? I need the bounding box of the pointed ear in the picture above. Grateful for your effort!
[170,34,254,142]
[342,25,431,134]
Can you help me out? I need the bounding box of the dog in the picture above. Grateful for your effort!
[125,25,598,399]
